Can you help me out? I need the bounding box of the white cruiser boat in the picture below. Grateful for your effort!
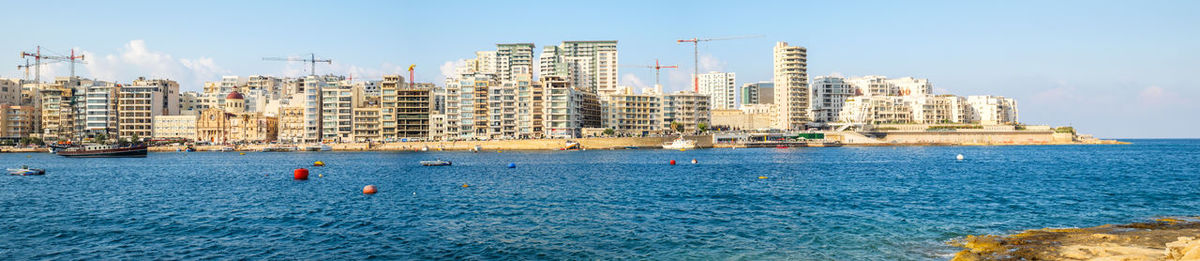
[662,137,697,150]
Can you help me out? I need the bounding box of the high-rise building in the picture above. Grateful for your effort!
[740,82,773,105]
[496,43,535,81]
[117,78,180,140]
[320,81,355,142]
[539,41,618,95]
[38,84,73,142]
[772,41,809,130]
[698,72,737,110]
[380,75,434,140]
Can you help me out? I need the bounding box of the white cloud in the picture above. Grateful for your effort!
[81,40,229,91]
[698,53,725,72]
[620,73,648,88]
[440,59,466,81]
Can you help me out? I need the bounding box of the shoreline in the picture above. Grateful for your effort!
[949,217,1200,260]
[1,136,1130,153]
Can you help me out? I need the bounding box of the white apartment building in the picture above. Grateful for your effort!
[967,95,1018,125]
[496,43,535,81]
[661,91,711,133]
[601,87,661,136]
[809,76,855,123]
[320,81,356,142]
[773,41,809,130]
[539,40,618,95]
[698,71,737,110]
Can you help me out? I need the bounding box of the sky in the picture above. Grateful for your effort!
[1,0,1197,138]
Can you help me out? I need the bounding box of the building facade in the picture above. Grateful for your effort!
[152,115,197,141]
[772,41,810,130]
[740,82,773,105]
[698,71,737,110]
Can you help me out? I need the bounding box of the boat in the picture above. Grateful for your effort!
[563,141,581,150]
[54,144,149,158]
[420,160,452,166]
[261,145,297,152]
[623,146,640,150]
[304,144,333,151]
[662,137,697,150]
[7,166,45,176]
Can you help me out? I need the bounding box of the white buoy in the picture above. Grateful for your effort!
[956,154,964,161]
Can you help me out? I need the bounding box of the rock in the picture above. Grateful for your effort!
[1166,237,1200,261]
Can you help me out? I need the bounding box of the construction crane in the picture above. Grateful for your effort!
[407,64,416,86]
[19,46,86,84]
[262,53,332,76]
[619,59,677,87]
[676,35,763,92]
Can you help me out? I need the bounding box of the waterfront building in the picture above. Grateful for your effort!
[69,78,119,141]
[772,41,810,130]
[839,96,914,124]
[809,76,855,123]
[442,72,497,140]
[496,43,535,81]
[352,95,381,142]
[967,95,1018,125]
[542,75,601,138]
[320,82,355,142]
[0,104,37,140]
[151,115,197,141]
[698,71,737,110]
[740,81,773,105]
[277,106,305,143]
[844,75,933,97]
[711,104,774,131]
[195,92,277,143]
[539,40,619,95]
[38,84,73,142]
[600,87,661,136]
[661,91,711,133]
[117,78,179,141]
[514,71,544,139]
[487,74,521,139]
[0,78,21,106]
[180,91,223,114]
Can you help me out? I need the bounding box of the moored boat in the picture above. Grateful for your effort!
[7,166,45,175]
[662,137,697,150]
[55,144,148,158]
[420,160,452,166]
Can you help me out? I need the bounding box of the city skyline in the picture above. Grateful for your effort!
[2,0,1197,138]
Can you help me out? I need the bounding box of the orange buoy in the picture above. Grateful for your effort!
[461,184,469,188]
[691,159,698,164]
[670,160,676,165]
[294,168,309,180]
[363,185,377,194]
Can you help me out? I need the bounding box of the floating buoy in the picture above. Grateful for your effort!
[956,154,964,161]
[680,148,686,152]
[318,174,323,178]
[497,150,502,153]
[313,161,325,167]
[670,160,676,165]
[691,159,698,164]
[293,168,309,180]
[461,184,469,188]
[758,176,768,179]
[507,163,516,168]
[239,152,245,155]
[363,185,377,194]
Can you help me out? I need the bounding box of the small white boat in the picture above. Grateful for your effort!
[420,160,452,166]
[304,144,333,151]
[662,137,697,150]
[8,166,45,176]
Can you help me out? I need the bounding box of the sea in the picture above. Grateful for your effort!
[1,139,1197,260]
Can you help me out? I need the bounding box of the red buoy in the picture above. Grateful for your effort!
[294,168,309,180]
[670,160,676,165]
[363,185,377,194]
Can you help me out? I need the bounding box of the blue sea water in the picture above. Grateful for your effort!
[1,139,1198,260]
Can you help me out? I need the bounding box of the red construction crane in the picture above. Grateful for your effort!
[619,59,677,87]
[676,35,763,92]
[19,46,86,83]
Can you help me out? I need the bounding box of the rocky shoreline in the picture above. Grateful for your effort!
[950,217,1200,260]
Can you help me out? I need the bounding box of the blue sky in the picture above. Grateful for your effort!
[2,0,1197,138]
